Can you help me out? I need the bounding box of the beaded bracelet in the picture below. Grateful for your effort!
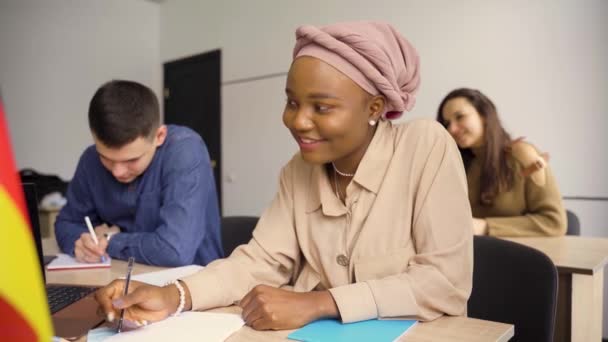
[166,280,185,316]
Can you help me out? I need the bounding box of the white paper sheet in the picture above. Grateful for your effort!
[46,253,111,270]
[129,264,204,286]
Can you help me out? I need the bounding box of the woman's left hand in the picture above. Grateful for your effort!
[239,285,338,330]
[472,218,488,235]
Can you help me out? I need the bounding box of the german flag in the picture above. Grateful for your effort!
[0,97,53,340]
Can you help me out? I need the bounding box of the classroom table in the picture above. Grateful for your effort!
[43,238,514,342]
[504,236,608,342]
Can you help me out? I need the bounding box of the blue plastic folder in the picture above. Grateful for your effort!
[288,318,417,342]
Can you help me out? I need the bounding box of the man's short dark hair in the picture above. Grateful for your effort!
[88,80,160,148]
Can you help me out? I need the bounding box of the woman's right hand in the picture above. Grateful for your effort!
[94,279,180,327]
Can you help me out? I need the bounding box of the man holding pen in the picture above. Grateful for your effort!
[84,215,107,263]
[54,80,223,266]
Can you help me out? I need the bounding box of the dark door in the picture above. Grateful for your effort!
[163,50,222,212]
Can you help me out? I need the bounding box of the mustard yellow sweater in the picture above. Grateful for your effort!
[467,144,567,237]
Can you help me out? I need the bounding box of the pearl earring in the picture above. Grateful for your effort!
[369,119,377,126]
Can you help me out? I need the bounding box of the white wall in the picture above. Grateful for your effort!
[0,0,161,180]
[161,0,608,214]
[161,0,608,336]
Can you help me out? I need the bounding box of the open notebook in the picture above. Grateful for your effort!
[88,312,244,342]
[88,265,242,341]
[46,253,111,270]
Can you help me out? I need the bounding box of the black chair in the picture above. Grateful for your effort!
[468,236,558,342]
[221,216,259,256]
[565,209,580,236]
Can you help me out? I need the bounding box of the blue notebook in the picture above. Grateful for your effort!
[288,318,417,342]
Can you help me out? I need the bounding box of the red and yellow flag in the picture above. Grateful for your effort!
[0,98,53,340]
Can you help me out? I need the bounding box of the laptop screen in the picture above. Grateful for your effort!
[22,182,46,283]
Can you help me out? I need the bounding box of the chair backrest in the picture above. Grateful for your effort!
[565,209,580,236]
[221,216,259,256]
[468,236,558,342]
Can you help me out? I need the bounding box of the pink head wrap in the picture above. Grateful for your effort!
[293,21,421,120]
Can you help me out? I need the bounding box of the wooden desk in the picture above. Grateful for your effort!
[504,236,608,342]
[209,306,514,342]
[44,239,514,342]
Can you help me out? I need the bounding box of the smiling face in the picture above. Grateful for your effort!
[282,56,384,173]
[441,97,486,149]
[94,125,167,183]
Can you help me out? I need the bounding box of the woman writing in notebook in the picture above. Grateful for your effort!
[436,88,566,237]
[95,21,473,330]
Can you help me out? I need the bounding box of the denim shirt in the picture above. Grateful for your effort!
[55,125,223,266]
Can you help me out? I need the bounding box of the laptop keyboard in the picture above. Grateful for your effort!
[47,285,97,314]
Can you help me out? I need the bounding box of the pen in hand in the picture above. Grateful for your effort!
[85,216,107,263]
[117,256,135,333]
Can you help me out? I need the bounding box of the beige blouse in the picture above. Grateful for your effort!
[182,119,473,323]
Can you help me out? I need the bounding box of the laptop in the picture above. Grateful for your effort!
[24,183,105,338]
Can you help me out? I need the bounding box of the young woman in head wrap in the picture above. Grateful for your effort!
[95,21,473,330]
[437,88,567,236]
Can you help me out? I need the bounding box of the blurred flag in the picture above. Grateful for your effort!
[0,97,53,340]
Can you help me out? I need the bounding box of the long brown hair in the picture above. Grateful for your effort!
[436,88,514,205]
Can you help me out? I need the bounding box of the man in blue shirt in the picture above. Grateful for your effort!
[55,80,224,266]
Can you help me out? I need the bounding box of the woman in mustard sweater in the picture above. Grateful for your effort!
[437,88,566,237]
